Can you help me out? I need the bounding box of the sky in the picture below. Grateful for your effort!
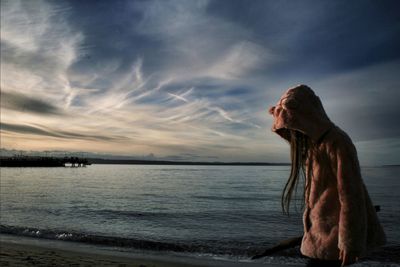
[1,0,399,165]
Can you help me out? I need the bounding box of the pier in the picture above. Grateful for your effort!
[0,156,91,167]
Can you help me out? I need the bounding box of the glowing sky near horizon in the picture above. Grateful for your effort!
[1,0,399,164]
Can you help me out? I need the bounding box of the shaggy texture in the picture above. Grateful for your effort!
[269,85,386,260]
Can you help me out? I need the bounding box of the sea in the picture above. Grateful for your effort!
[1,165,399,266]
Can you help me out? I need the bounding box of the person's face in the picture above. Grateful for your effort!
[268,96,289,118]
[268,95,295,141]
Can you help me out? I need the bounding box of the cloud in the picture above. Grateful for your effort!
[0,122,126,142]
[132,0,272,81]
[312,60,400,142]
[0,0,265,159]
[0,0,83,105]
[0,0,399,163]
[1,91,62,115]
[133,0,210,38]
[167,87,192,103]
[206,41,268,80]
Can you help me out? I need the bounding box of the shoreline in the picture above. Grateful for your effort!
[0,235,304,267]
[0,241,203,267]
[1,234,399,266]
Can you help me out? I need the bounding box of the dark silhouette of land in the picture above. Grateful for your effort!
[0,156,90,167]
[0,156,289,167]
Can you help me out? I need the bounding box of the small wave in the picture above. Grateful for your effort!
[0,225,259,256]
[2,225,398,263]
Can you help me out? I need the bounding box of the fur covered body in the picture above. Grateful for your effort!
[269,85,386,260]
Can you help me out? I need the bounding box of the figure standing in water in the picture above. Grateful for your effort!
[269,85,386,266]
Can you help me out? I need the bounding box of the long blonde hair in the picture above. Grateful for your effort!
[281,130,309,215]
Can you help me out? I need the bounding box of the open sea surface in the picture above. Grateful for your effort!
[1,165,399,265]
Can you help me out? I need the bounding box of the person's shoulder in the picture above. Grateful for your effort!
[324,125,357,154]
[328,125,353,142]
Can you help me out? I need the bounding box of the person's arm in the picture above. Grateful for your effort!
[335,141,367,266]
[251,236,303,259]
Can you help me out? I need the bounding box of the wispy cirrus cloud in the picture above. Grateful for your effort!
[0,0,83,100]
[132,0,273,81]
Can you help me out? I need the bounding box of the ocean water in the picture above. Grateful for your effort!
[1,165,399,263]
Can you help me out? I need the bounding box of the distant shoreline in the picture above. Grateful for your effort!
[380,164,400,168]
[0,155,289,167]
[89,158,290,166]
[2,156,398,167]
[0,156,89,167]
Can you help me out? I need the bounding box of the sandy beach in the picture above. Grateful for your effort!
[2,237,400,267]
[0,241,202,267]
[0,236,306,267]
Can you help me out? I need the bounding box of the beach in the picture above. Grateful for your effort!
[2,239,400,267]
[0,236,305,267]
[1,241,203,267]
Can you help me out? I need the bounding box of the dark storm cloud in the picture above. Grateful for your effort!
[0,122,126,142]
[1,91,62,115]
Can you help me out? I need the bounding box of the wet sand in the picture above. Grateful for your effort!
[0,240,303,267]
[0,241,199,267]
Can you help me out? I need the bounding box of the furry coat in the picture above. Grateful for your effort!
[269,85,386,260]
